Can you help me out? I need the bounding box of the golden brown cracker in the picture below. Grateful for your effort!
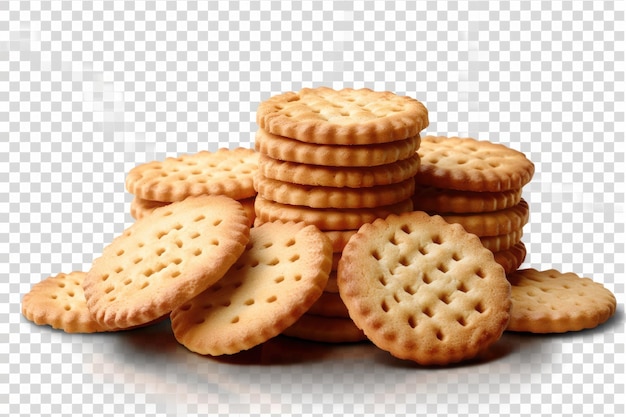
[436,199,529,237]
[83,195,251,330]
[338,211,511,365]
[170,221,333,355]
[412,185,522,214]
[282,313,367,343]
[256,87,428,145]
[507,268,616,333]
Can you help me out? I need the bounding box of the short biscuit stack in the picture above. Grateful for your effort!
[125,147,259,226]
[412,136,535,274]
[252,87,429,342]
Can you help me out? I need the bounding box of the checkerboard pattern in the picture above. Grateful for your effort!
[2,1,623,416]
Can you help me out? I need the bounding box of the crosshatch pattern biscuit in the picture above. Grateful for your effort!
[255,173,415,209]
[506,268,617,333]
[83,195,251,330]
[338,211,511,365]
[412,185,522,214]
[254,196,414,231]
[436,199,529,237]
[256,87,429,145]
[170,221,333,356]
[125,147,259,203]
[255,129,421,167]
[416,136,535,192]
[22,272,111,333]
[282,313,367,343]
[259,153,421,188]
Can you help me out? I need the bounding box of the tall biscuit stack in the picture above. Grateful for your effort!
[253,87,429,342]
[412,136,535,274]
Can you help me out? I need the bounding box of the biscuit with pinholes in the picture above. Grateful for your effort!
[256,87,428,145]
[170,221,333,355]
[338,211,511,365]
[82,195,251,330]
[507,268,616,333]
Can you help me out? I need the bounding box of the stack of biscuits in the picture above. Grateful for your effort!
[252,87,429,342]
[412,135,535,274]
[124,147,259,226]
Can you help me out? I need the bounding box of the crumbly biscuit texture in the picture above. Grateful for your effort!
[125,147,258,202]
[22,271,111,333]
[170,221,333,355]
[255,129,421,167]
[256,87,428,145]
[338,211,511,365]
[83,195,251,330]
[259,153,421,188]
[416,136,535,192]
[507,268,616,333]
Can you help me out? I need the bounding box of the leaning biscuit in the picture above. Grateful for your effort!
[256,87,429,145]
[338,211,511,365]
[22,272,111,333]
[170,221,333,355]
[507,268,617,333]
[83,195,251,330]
[416,136,535,192]
[125,147,259,203]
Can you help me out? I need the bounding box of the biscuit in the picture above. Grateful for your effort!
[256,87,429,145]
[254,195,414,231]
[254,173,415,209]
[125,147,259,203]
[22,271,111,333]
[258,152,421,188]
[170,221,333,355]
[338,211,511,365]
[282,313,367,343]
[412,185,522,214]
[506,268,616,333]
[255,129,420,167]
[479,229,524,253]
[416,136,535,192]
[83,195,251,330]
[436,199,529,237]
[323,230,359,252]
[324,270,340,293]
[493,241,527,275]
[130,196,169,220]
[130,196,256,227]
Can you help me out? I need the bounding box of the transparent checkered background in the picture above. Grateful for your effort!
[2,1,624,416]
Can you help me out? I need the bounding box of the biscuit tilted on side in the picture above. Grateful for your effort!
[82,195,251,330]
[170,221,333,356]
[256,87,429,145]
[22,271,111,333]
[507,268,617,333]
[338,211,511,365]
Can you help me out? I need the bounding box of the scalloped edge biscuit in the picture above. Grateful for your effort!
[83,195,251,330]
[436,199,529,237]
[170,221,333,355]
[338,211,511,365]
[125,147,258,203]
[507,268,616,333]
[416,136,535,192]
[256,87,428,145]
[412,185,522,214]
